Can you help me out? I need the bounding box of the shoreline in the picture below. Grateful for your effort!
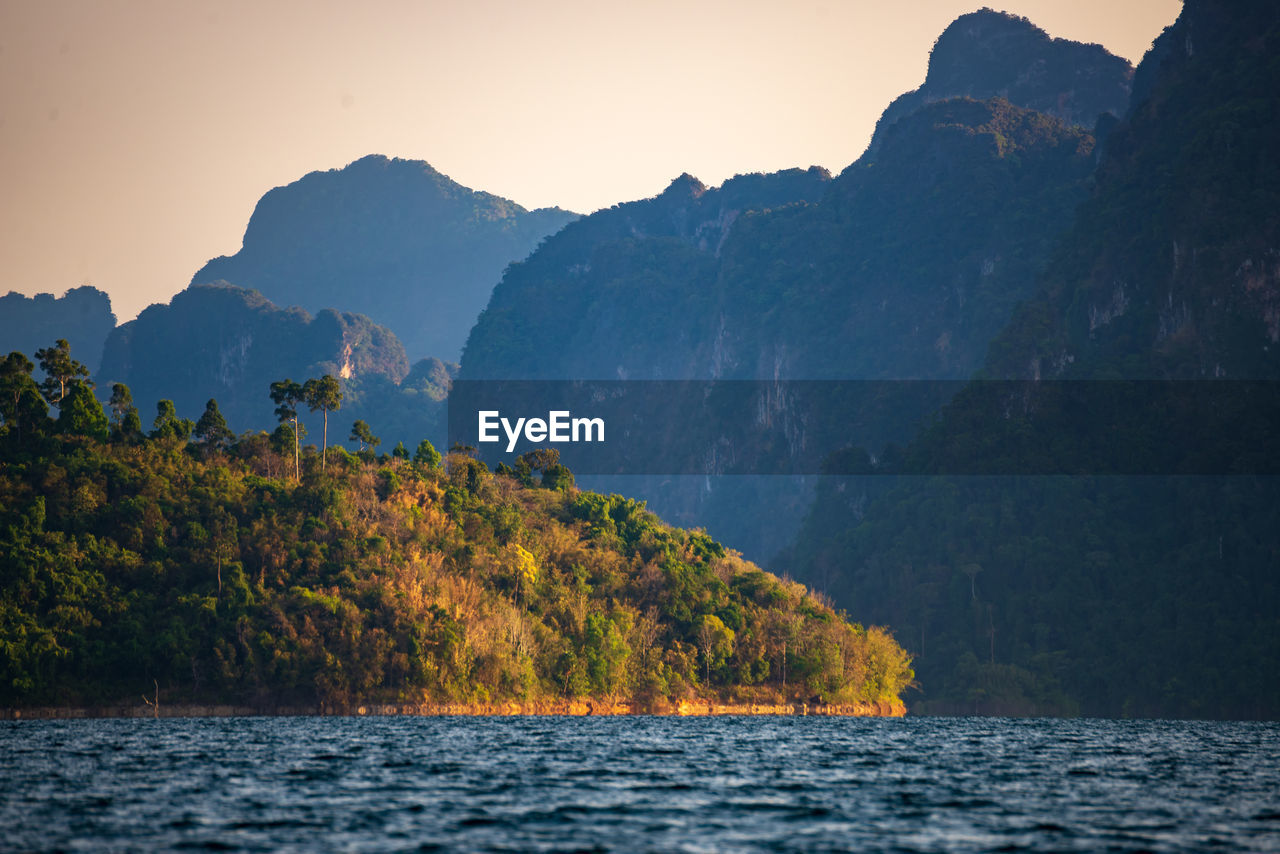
[2,698,905,720]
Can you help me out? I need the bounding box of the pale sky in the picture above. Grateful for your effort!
[1,0,1181,323]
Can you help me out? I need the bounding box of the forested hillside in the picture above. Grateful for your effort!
[984,0,1280,380]
[0,345,911,713]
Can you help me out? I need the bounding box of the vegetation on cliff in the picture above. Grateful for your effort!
[0,345,912,711]
[97,282,454,450]
[865,8,1131,157]
[786,0,1280,720]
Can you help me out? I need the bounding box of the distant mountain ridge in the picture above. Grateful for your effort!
[456,12,1132,560]
[462,96,1105,384]
[713,96,1099,381]
[98,282,410,432]
[461,10,1133,388]
[191,155,577,362]
[460,166,833,380]
[0,287,116,375]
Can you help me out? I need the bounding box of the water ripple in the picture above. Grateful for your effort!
[1,716,1278,852]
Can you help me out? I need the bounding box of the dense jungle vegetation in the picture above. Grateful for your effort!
[0,344,912,710]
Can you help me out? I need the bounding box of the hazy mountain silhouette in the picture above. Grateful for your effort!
[457,11,1132,560]
[98,282,410,432]
[1,286,116,375]
[191,155,576,362]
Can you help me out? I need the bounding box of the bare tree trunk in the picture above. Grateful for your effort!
[142,679,159,718]
[322,409,328,471]
[988,605,996,665]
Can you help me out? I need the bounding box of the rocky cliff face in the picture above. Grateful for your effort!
[786,0,1280,719]
[462,97,1100,384]
[191,155,577,363]
[706,97,1098,382]
[461,11,1129,387]
[984,0,1280,380]
[0,286,116,374]
[865,9,1132,158]
[98,282,409,431]
[459,167,832,380]
[456,13,1132,561]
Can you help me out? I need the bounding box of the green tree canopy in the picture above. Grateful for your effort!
[107,383,142,443]
[302,374,343,471]
[269,378,305,480]
[150,399,193,443]
[696,614,736,685]
[0,352,50,442]
[55,382,108,440]
[194,398,234,451]
[349,419,380,454]
[414,438,442,469]
[34,339,90,408]
[107,383,133,425]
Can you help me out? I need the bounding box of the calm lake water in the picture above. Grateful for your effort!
[2,715,1278,852]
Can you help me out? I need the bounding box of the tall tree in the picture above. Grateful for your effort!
[34,339,90,408]
[349,419,380,455]
[0,351,50,442]
[107,383,133,425]
[302,375,343,471]
[107,383,142,442]
[414,438,442,469]
[194,398,234,453]
[269,379,305,480]
[151,400,193,443]
[56,382,108,440]
[696,614,735,686]
[208,507,238,599]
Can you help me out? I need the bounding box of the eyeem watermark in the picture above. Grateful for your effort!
[449,379,1280,475]
[478,410,605,453]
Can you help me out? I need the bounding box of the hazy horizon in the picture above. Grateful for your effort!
[1,0,1180,324]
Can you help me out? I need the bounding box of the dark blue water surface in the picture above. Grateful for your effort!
[2,716,1278,852]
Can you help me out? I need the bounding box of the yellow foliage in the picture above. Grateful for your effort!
[509,543,538,586]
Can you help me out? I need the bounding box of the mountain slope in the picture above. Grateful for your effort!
[984,0,1280,380]
[457,14,1130,564]
[192,155,577,362]
[787,0,1280,719]
[460,167,833,380]
[710,97,1099,381]
[865,9,1132,158]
